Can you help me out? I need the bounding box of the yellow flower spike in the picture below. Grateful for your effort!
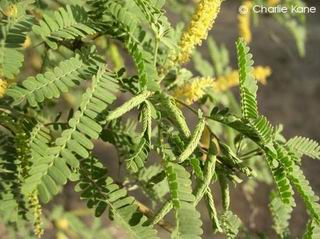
[3,4,18,17]
[238,1,253,44]
[172,77,214,105]
[176,0,223,65]
[213,70,239,92]
[23,36,32,48]
[213,66,272,91]
[0,79,8,98]
[171,66,272,105]
[253,65,272,85]
[29,193,44,238]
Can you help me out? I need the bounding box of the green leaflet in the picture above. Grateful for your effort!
[131,0,175,48]
[29,123,51,161]
[193,140,217,205]
[7,49,100,106]
[151,140,218,227]
[106,91,153,122]
[249,115,274,144]
[207,36,230,76]
[165,161,202,239]
[220,211,242,239]
[138,165,169,203]
[76,156,159,239]
[236,38,258,120]
[0,112,32,221]
[0,134,26,222]
[304,220,320,239]
[205,188,222,233]
[32,5,96,49]
[152,93,191,138]
[22,66,119,202]
[126,101,153,173]
[218,171,230,211]
[177,117,205,163]
[101,119,140,165]
[0,15,33,79]
[269,191,291,238]
[101,2,158,89]
[288,164,320,224]
[126,138,149,173]
[267,145,295,207]
[286,136,320,160]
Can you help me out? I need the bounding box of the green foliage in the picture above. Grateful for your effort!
[236,38,258,120]
[288,164,320,223]
[164,160,202,238]
[8,50,100,106]
[0,15,33,79]
[32,5,96,50]
[269,191,291,238]
[76,156,158,239]
[22,66,119,202]
[177,116,205,163]
[286,136,320,160]
[220,210,242,239]
[0,0,318,238]
[304,220,320,239]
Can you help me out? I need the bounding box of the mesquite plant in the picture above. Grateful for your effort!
[0,0,319,238]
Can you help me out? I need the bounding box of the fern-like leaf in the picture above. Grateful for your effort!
[76,156,159,239]
[32,5,96,49]
[7,49,101,106]
[22,66,119,202]
[304,220,320,239]
[269,191,291,238]
[131,0,174,48]
[236,38,258,119]
[0,15,33,79]
[177,117,205,163]
[152,93,191,138]
[0,113,32,222]
[220,210,242,239]
[286,136,320,160]
[249,115,274,144]
[288,164,320,223]
[101,2,158,89]
[267,146,295,207]
[165,161,203,239]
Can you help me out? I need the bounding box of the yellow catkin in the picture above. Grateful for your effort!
[238,1,253,43]
[176,0,222,65]
[0,79,8,98]
[173,66,271,104]
[3,4,18,17]
[213,66,272,91]
[29,193,44,238]
[172,77,214,105]
[253,65,272,84]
